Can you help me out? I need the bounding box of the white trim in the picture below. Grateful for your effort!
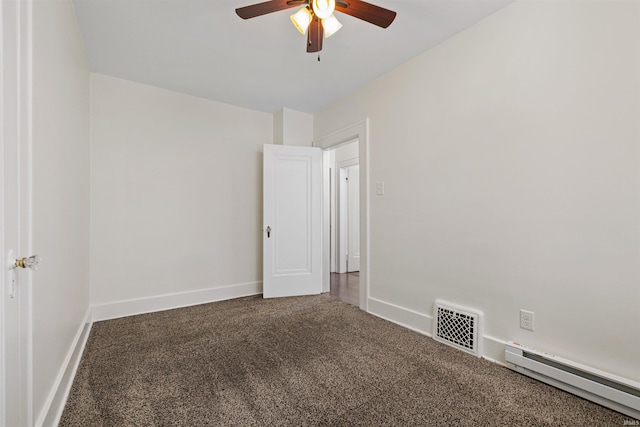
[36,308,92,427]
[0,3,6,423]
[367,297,433,336]
[91,281,263,322]
[314,119,369,311]
[367,296,509,366]
[0,2,6,422]
[336,158,359,168]
[482,335,508,366]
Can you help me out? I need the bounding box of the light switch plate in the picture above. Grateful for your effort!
[376,182,385,195]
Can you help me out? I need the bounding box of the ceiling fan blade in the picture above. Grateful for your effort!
[236,0,299,19]
[307,15,323,53]
[335,0,396,28]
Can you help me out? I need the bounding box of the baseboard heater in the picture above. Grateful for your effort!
[505,342,640,419]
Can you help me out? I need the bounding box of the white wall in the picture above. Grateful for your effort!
[273,107,314,147]
[314,1,640,382]
[31,0,91,421]
[90,74,272,306]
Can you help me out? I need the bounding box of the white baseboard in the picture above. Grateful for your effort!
[367,297,508,366]
[482,335,508,366]
[367,297,433,336]
[37,282,262,426]
[91,281,263,322]
[37,308,93,427]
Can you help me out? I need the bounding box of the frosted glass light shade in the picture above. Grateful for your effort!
[290,7,312,34]
[312,0,335,19]
[322,14,342,38]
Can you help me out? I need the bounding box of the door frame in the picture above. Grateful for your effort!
[314,119,369,311]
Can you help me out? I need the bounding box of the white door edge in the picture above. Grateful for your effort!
[1,0,34,424]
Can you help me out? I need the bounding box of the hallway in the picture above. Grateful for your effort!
[330,272,359,306]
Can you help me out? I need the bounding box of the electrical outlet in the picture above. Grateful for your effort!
[520,309,535,331]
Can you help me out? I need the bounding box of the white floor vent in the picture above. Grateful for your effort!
[433,300,483,357]
[506,341,640,419]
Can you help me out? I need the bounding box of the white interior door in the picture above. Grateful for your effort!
[347,165,360,272]
[263,144,322,298]
[1,1,31,425]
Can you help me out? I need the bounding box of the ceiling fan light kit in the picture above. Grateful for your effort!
[321,14,342,38]
[290,7,312,34]
[236,0,397,53]
[311,0,335,19]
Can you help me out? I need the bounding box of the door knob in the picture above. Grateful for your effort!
[12,254,41,271]
[6,251,41,299]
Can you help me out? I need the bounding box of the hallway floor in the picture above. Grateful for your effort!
[330,272,359,306]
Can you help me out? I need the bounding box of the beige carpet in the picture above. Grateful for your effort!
[60,294,629,426]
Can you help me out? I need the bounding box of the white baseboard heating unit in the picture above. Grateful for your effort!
[505,342,640,419]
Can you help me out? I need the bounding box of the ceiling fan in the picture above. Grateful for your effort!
[236,0,396,53]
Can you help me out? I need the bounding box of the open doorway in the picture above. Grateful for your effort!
[315,119,370,311]
[328,142,360,306]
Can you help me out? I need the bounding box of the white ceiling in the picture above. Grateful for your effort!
[73,0,512,114]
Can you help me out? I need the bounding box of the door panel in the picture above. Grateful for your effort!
[263,145,322,298]
[274,158,312,274]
